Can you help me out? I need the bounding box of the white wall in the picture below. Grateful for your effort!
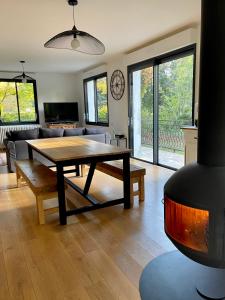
[0,72,82,125]
[1,26,200,133]
[77,26,201,138]
[0,25,201,134]
[79,56,130,138]
[35,73,81,124]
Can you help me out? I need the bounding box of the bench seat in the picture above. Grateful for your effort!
[15,160,58,224]
[95,161,146,206]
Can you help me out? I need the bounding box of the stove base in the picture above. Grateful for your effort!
[196,267,225,299]
[139,251,225,300]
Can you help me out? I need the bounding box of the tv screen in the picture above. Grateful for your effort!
[44,102,79,123]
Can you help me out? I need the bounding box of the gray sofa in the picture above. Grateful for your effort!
[4,127,107,172]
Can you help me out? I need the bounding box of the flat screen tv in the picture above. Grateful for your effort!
[44,102,79,123]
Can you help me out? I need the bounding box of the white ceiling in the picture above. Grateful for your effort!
[0,0,201,74]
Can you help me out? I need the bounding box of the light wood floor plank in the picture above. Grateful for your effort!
[0,250,11,300]
[21,238,65,300]
[0,160,174,300]
[87,249,140,300]
[85,281,116,300]
[1,228,37,300]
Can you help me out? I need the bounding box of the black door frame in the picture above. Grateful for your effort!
[127,44,196,170]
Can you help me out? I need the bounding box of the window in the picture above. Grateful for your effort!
[84,73,109,126]
[128,44,196,170]
[0,79,39,125]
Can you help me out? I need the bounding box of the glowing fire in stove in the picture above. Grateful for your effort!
[165,197,209,253]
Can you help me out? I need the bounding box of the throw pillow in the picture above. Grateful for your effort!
[85,127,105,135]
[9,128,39,141]
[63,128,85,136]
[39,128,64,138]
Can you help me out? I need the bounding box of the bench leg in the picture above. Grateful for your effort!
[16,167,27,187]
[16,167,22,188]
[80,164,86,177]
[36,196,45,225]
[130,178,134,207]
[75,164,80,177]
[138,176,145,202]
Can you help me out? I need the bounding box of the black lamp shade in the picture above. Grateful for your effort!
[13,73,34,81]
[44,28,105,55]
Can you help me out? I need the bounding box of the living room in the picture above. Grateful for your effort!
[2,0,225,299]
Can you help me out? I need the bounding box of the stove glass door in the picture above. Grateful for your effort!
[165,197,209,253]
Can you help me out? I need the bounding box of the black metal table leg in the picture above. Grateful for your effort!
[123,153,130,209]
[28,144,33,160]
[56,163,67,225]
[83,162,96,195]
[75,164,80,176]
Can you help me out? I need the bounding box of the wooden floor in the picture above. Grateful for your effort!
[0,158,175,300]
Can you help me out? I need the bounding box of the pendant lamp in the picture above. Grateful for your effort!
[13,61,34,83]
[44,0,105,55]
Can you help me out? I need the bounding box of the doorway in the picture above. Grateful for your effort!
[128,45,195,169]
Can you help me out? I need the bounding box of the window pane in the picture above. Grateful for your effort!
[132,67,154,163]
[17,83,36,122]
[87,80,96,122]
[158,54,194,168]
[0,82,19,123]
[96,77,108,123]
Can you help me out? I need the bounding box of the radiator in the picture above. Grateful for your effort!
[0,124,41,148]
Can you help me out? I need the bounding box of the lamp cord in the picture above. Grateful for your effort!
[73,5,76,27]
[21,62,25,77]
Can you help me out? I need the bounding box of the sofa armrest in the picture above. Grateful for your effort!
[6,140,54,172]
[5,141,17,172]
[7,141,16,157]
[7,140,30,160]
[82,133,107,143]
[3,138,9,147]
[105,132,111,144]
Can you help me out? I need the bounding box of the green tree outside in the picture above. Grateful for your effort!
[96,77,108,123]
[139,54,194,152]
[0,81,36,123]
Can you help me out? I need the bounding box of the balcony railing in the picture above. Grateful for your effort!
[141,119,191,152]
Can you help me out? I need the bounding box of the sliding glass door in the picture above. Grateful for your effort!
[158,54,194,168]
[131,66,154,163]
[128,45,195,169]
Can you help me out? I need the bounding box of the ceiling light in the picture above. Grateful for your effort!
[44,0,105,55]
[13,61,34,83]
[71,37,80,50]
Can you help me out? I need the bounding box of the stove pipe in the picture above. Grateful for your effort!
[198,0,225,166]
[164,0,225,269]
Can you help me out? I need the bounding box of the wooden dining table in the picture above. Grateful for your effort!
[26,136,131,225]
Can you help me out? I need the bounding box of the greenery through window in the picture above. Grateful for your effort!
[0,80,38,125]
[84,73,109,126]
[136,54,194,131]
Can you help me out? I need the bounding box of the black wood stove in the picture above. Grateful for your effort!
[140,0,225,299]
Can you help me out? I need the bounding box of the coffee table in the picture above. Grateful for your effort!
[26,136,131,225]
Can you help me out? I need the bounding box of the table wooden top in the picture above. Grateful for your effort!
[26,137,131,163]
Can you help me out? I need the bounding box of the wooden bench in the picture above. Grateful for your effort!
[15,160,58,225]
[95,161,146,206]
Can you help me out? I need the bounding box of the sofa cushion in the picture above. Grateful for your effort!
[85,127,105,135]
[63,128,85,136]
[82,134,106,143]
[39,128,64,138]
[8,128,39,141]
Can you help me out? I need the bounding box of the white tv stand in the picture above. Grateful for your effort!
[46,123,78,129]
